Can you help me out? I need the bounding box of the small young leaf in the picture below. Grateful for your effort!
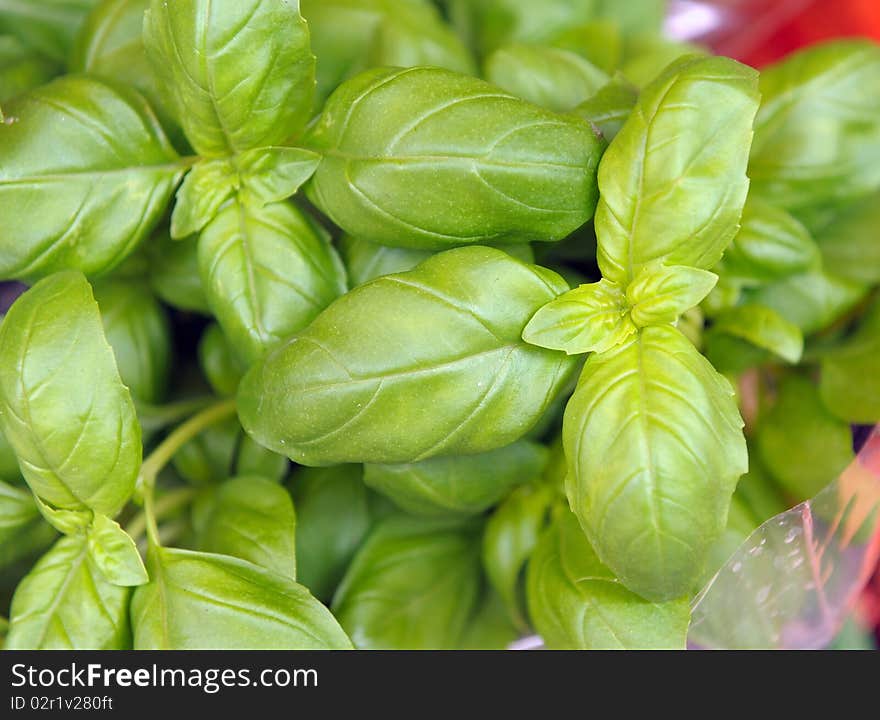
[484,43,608,112]
[238,247,578,465]
[482,482,554,628]
[364,440,547,517]
[570,73,638,142]
[132,546,352,649]
[144,0,315,156]
[199,200,347,365]
[627,264,718,328]
[291,465,372,602]
[87,513,148,587]
[0,272,141,517]
[6,534,131,649]
[0,75,183,281]
[304,67,604,250]
[595,55,760,285]
[522,278,635,355]
[193,476,296,578]
[709,304,804,364]
[237,146,322,207]
[757,375,854,500]
[563,325,747,601]
[170,159,236,239]
[526,508,690,649]
[332,516,482,649]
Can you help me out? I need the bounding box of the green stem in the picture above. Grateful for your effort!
[126,487,197,543]
[139,398,237,546]
[137,396,217,437]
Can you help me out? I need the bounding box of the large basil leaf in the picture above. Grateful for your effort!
[132,546,351,649]
[820,299,880,423]
[708,304,803,365]
[332,516,482,649]
[0,75,182,282]
[302,0,474,103]
[305,67,604,250]
[6,534,131,649]
[93,278,171,404]
[147,229,210,314]
[71,0,177,136]
[813,191,880,284]
[749,41,880,216]
[720,197,819,286]
[143,0,314,156]
[484,43,608,112]
[0,479,55,568]
[193,475,296,578]
[291,465,372,602]
[0,0,98,61]
[0,35,58,102]
[595,56,759,285]
[364,440,547,517]
[0,272,141,517]
[198,200,347,365]
[238,247,578,465]
[482,482,554,628]
[563,325,747,601]
[527,509,690,649]
[748,269,867,336]
[757,375,854,500]
[0,425,18,480]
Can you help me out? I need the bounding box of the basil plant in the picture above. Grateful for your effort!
[0,0,878,651]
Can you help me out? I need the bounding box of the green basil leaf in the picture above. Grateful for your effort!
[627,264,718,328]
[238,247,578,465]
[563,325,747,600]
[459,589,519,650]
[340,235,534,286]
[302,0,474,103]
[0,0,98,62]
[71,0,178,137]
[171,417,240,486]
[0,478,56,568]
[132,546,351,649]
[6,534,131,649]
[237,146,321,207]
[0,35,58,102]
[549,21,622,74]
[703,333,770,376]
[522,278,635,355]
[0,424,18,480]
[527,508,690,649]
[291,464,372,602]
[721,197,819,286]
[482,482,554,628]
[144,0,314,156]
[332,516,482,649]
[709,304,804,364]
[147,229,211,314]
[199,200,347,365]
[484,43,608,112]
[93,278,171,404]
[193,476,296,578]
[32,493,92,535]
[820,299,880,423]
[749,40,880,216]
[86,513,148,586]
[571,73,638,142]
[758,375,854,500]
[747,269,868,336]
[0,272,141,517]
[0,75,182,281]
[619,35,706,87]
[596,56,760,285]
[733,447,788,526]
[198,323,246,397]
[364,440,547,517]
[813,191,880,284]
[699,495,757,590]
[304,66,604,250]
[170,159,236,240]
[235,435,288,484]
